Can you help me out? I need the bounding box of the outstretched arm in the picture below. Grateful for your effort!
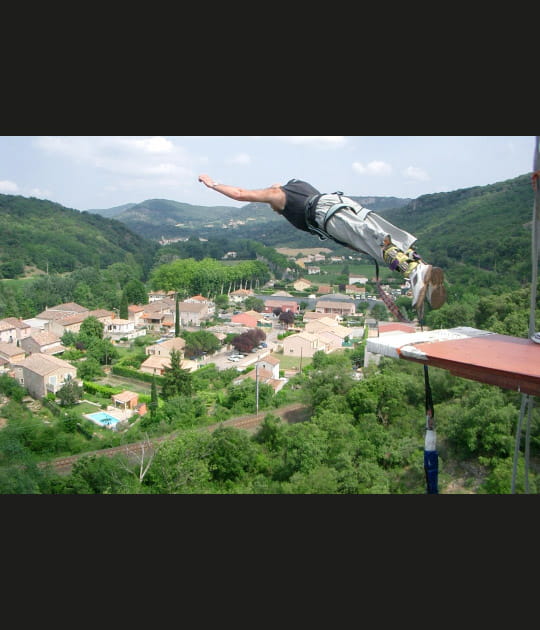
[198,174,286,212]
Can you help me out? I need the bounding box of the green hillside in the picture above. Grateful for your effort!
[90,195,411,242]
[382,174,535,284]
[0,194,158,278]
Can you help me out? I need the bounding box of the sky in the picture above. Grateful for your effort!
[0,135,536,211]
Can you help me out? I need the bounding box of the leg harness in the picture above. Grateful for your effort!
[304,192,372,252]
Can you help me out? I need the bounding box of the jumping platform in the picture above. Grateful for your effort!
[366,326,540,397]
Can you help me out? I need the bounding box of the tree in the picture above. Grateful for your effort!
[76,357,104,380]
[150,375,158,418]
[143,430,212,493]
[86,338,119,366]
[124,278,148,305]
[181,330,221,358]
[244,296,265,312]
[175,293,180,338]
[161,349,193,400]
[119,291,129,319]
[78,316,104,346]
[370,302,388,321]
[207,425,259,482]
[278,310,295,329]
[231,328,265,353]
[214,294,229,310]
[57,378,82,407]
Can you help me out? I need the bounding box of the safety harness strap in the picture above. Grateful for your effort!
[423,364,438,494]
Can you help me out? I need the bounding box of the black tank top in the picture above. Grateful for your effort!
[280,179,320,232]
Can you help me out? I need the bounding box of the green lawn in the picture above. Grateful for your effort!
[314,261,392,284]
[274,351,312,371]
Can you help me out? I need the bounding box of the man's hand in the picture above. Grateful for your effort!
[198,174,215,188]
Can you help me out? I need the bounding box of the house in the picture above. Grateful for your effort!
[108,390,148,420]
[254,354,281,379]
[12,353,79,399]
[0,319,17,344]
[304,318,350,350]
[20,331,66,356]
[142,337,198,374]
[0,341,26,365]
[47,309,115,338]
[37,302,89,317]
[111,390,139,411]
[315,298,356,317]
[345,284,366,298]
[293,278,312,291]
[0,317,32,343]
[145,337,186,358]
[127,304,146,325]
[140,299,175,332]
[263,299,299,314]
[231,313,259,328]
[304,317,341,333]
[317,326,350,350]
[316,284,333,294]
[229,288,254,303]
[349,275,369,285]
[148,290,177,302]
[177,301,209,326]
[139,354,198,376]
[306,266,321,275]
[104,317,144,341]
[34,303,90,331]
[303,311,339,323]
[185,295,215,316]
[232,355,286,393]
[282,331,330,357]
[22,318,48,332]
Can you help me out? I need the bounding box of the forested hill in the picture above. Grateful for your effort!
[0,194,158,278]
[381,173,535,283]
[89,195,412,241]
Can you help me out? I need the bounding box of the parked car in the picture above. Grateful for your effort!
[228,356,240,362]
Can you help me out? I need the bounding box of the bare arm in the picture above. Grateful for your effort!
[198,174,286,212]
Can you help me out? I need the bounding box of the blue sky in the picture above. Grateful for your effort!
[0,135,536,211]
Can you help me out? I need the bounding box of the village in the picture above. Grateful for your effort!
[0,261,420,432]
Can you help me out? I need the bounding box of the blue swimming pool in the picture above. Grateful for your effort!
[86,411,121,427]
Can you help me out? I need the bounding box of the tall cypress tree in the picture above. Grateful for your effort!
[175,293,180,337]
[120,290,129,319]
[161,349,192,400]
[150,374,158,418]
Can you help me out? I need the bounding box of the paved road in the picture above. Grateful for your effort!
[43,402,311,476]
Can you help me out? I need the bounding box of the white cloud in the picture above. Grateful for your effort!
[352,160,393,176]
[278,136,347,148]
[403,165,429,181]
[129,136,174,154]
[35,136,196,180]
[226,152,251,165]
[0,180,19,193]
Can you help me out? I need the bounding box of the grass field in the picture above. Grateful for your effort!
[315,261,393,283]
[274,351,313,371]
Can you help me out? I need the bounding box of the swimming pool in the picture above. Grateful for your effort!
[86,411,121,427]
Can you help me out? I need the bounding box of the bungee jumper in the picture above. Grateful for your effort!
[198,174,446,315]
